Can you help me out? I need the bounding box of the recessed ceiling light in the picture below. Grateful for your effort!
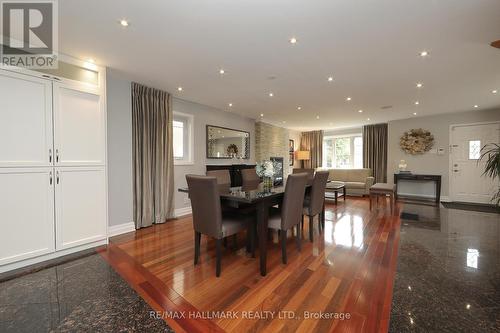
[219,69,225,75]
[260,113,264,117]
[358,110,363,113]
[419,50,429,57]
[119,19,129,27]
[228,103,233,107]
[289,37,297,44]
[316,115,320,119]
[367,118,370,121]
[414,101,420,105]
[346,97,352,101]
[413,112,417,115]
[269,92,274,97]
[177,87,183,91]
[474,104,479,108]
[493,90,498,94]
[327,76,333,82]
[297,106,302,110]
[416,83,423,88]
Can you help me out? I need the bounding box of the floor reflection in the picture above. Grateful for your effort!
[389,203,500,332]
[325,214,364,250]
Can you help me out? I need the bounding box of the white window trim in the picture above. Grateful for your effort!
[323,133,363,169]
[173,111,194,166]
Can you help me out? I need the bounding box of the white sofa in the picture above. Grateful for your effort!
[319,168,375,196]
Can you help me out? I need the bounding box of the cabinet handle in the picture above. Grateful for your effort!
[49,171,53,185]
[49,149,52,163]
[56,149,59,163]
[56,171,60,184]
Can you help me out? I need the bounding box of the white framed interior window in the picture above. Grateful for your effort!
[322,133,363,169]
[173,111,194,165]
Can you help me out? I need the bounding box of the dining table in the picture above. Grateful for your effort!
[178,181,326,276]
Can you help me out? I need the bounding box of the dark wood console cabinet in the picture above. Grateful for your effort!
[206,164,256,187]
[394,173,441,203]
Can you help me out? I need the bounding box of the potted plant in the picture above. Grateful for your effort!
[479,143,500,205]
[256,160,275,188]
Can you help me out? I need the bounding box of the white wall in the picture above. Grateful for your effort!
[387,108,500,199]
[106,69,133,227]
[106,70,256,224]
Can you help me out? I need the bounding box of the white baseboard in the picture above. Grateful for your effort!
[440,196,451,202]
[0,239,107,274]
[175,206,192,217]
[108,222,136,237]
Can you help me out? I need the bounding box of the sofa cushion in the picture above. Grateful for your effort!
[319,168,372,183]
[344,181,366,189]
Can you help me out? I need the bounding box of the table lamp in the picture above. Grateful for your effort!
[296,150,310,168]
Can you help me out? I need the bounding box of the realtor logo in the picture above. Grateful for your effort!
[1,0,58,68]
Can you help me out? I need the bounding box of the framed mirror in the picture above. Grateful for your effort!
[206,125,250,159]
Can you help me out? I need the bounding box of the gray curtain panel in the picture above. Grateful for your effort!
[300,130,323,169]
[132,82,175,229]
[363,123,388,183]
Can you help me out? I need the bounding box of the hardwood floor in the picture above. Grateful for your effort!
[100,197,401,333]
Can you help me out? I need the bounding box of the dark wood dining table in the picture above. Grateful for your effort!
[178,182,326,276]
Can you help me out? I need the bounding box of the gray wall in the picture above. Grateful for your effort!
[173,99,255,210]
[387,108,500,199]
[106,71,256,225]
[106,69,134,227]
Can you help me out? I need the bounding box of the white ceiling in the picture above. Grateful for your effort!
[59,0,500,130]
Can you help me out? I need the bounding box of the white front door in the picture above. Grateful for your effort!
[450,122,500,204]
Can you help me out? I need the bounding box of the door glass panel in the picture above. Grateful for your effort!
[468,140,481,160]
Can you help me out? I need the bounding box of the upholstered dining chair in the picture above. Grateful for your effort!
[186,175,252,277]
[206,169,231,186]
[302,170,329,242]
[241,168,261,189]
[267,173,308,264]
[292,168,315,185]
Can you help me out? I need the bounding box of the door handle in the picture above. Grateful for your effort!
[56,149,59,163]
[453,170,459,172]
[49,149,52,163]
[49,171,53,185]
[56,171,60,184]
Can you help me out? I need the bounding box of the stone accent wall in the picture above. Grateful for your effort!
[255,121,296,176]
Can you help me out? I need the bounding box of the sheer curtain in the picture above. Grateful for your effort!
[362,123,388,183]
[132,82,174,229]
[300,130,323,169]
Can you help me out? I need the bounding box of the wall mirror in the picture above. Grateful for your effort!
[206,125,250,159]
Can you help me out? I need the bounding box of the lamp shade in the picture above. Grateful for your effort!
[296,150,310,160]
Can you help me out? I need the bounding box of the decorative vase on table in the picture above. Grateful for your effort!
[256,160,275,191]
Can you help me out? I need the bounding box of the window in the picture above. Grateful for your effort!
[173,112,193,165]
[322,134,363,168]
[468,140,481,160]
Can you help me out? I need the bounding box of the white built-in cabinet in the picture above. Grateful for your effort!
[0,67,107,271]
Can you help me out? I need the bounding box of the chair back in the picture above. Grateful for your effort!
[308,171,330,215]
[186,175,222,238]
[241,168,260,189]
[206,170,231,186]
[292,168,314,184]
[281,173,308,230]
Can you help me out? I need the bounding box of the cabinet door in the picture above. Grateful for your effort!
[0,70,53,167]
[55,167,107,250]
[0,168,55,265]
[53,82,105,166]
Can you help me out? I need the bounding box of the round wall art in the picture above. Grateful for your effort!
[400,128,434,154]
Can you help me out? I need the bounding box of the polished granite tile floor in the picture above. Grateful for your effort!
[0,253,173,333]
[390,203,500,332]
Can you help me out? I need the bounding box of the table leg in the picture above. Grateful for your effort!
[321,199,325,228]
[343,187,346,202]
[256,201,269,276]
[334,190,338,205]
